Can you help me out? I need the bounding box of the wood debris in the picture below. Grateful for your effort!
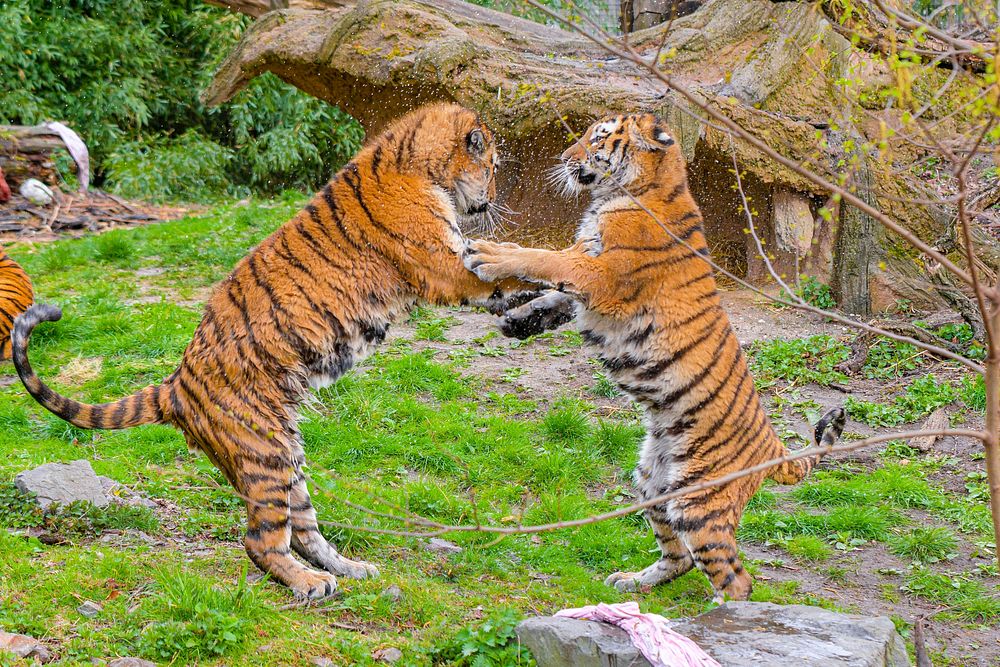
[0,190,189,243]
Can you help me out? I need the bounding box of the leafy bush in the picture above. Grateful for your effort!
[431,608,536,666]
[748,335,850,388]
[846,374,956,427]
[105,130,236,202]
[0,1,363,201]
[0,483,158,537]
[780,276,836,309]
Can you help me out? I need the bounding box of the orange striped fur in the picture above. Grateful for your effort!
[466,114,845,602]
[0,247,33,361]
[13,104,530,598]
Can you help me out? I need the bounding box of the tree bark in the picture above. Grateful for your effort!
[200,0,978,311]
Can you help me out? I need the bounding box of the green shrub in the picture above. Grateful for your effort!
[846,374,956,427]
[0,2,363,201]
[0,483,158,537]
[431,607,536,666]
[782,276,836,309]
[105,130,235,202]
[748,335,850,388]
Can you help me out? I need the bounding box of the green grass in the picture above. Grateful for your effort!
[889,527,959,563]
[1,201,996,665]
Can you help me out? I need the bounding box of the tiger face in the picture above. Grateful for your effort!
[436,112,499,234]
[557,114,680,198]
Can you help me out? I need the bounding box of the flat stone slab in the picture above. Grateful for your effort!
[517,602,910,667]
[14,460,109,509]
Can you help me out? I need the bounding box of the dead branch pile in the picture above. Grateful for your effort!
[0,190,189,242]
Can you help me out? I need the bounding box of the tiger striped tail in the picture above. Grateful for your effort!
[768,407,846,484]
[12,304,168,429]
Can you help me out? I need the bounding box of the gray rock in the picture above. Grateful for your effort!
[309,658,334,667]
[77,601,103,618]
[373,647,403,663]
[517,602,910,667]
[423,538,463,554]
[15,460,109,509]
[108,659,157,667]
[380,585,403,602]
[517,616,650,667]
[0,631,52,663]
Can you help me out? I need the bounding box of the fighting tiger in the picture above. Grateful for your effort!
[465,113,845,602]
[12,103,529,599]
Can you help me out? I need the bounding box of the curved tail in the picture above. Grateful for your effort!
[12,304,168,430]
[768,407,845,484]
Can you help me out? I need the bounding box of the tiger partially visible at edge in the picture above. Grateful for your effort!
[12,103,533,599]
[0,247,33,360]
[465,113,845,602]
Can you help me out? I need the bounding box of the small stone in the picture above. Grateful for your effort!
[423,538,463,554]
[108,659,157,667]
[77,601,103,618]
[15,460,109,509]
[380,585,403,602]
[309,657,334,667]
[373,647,403,663]
[0,631,52,663]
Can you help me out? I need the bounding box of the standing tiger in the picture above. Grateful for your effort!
[13,103,529,599]
[0,247,34,361]
[465,113,845,602]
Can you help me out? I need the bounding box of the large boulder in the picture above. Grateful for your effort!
[516,602,910,667]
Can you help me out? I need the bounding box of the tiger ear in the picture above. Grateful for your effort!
[466,129,487,157]
[636,118,675,151]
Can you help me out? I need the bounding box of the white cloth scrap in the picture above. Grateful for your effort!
[555,601,721,667]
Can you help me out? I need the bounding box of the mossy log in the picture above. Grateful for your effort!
[202,0,982,313]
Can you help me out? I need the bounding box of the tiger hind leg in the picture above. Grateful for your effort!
[240,460,337,599]
[288,473,379,581]
[605,514,694,592]
[682,526,751,603]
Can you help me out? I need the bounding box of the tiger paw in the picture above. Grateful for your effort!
[328,556,380,580]
[463,240,521,282]
[604,571,640,593]
[499,291,576,339]
[290,570,339,600]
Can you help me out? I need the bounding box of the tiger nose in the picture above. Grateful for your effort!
[561,142,584,162]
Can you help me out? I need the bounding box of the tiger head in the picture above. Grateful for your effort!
[386,104,500,234]
[555,114,684,200]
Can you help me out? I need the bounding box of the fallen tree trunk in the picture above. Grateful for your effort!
[201,0,988,312]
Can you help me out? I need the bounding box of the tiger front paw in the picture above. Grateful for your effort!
[463,240,524,283]
[604,571,641,593]
[290,570,339,600]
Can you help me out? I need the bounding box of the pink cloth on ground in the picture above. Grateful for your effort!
[555,601,721,667]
